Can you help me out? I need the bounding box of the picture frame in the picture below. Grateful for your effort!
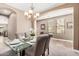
[41,24,45,30]
[67,22,73,29]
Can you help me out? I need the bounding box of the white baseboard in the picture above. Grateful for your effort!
[51,38,73,43]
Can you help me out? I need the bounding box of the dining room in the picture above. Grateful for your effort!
[0,3,55,56]
[0,3,79,56]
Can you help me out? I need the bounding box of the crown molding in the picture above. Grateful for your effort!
[40,3,75,16]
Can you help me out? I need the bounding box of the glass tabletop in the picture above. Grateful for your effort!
[4,36,37,56]
[4,36,36,55]
[19,36,36,42]
[4,39,32,53]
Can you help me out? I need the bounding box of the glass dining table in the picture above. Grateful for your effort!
[4,36,36,56]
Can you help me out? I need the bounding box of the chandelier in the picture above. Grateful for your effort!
[24,3,40,18]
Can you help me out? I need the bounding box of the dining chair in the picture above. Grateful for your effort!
[3,31,8,37]
[25,34,49,56]
[44,33,53,55]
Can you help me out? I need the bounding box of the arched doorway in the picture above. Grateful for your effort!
[0,15,8,36]
[0,8,17,43]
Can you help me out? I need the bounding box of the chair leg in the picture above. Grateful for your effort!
[42,53,45,56]
[21,50,25,56]
[48,48,49,55]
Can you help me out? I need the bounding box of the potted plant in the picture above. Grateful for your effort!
[30,31,35,36]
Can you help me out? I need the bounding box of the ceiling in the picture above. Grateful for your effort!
[6,3,63,13]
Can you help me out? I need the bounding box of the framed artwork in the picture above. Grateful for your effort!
[67,22,73,29]
[41,24,45,30]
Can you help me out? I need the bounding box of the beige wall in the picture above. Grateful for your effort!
[0,3,31,39]
[0,3,74,41]
[37,18,57,37]
[48,18,57,38]
[64,14,73,40]
[37,14,74,41]
[17,13,34,34]
[7,6,30,34]
[56,14,73,40]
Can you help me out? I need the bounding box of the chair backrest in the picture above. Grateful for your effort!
[45,33,53,48]
[34,34,49,56]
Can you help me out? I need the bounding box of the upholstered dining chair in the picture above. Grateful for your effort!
[44,33,53,55]
[25,34,49,56]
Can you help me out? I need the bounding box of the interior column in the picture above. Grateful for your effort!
[8,13,17,40]
[74,4,79,50]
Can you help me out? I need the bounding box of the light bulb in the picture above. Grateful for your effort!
[24,12,28,16]
[29,9,33,14]
[28,15,31,18]
[34,15,37,18]
[36,13,40,17]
